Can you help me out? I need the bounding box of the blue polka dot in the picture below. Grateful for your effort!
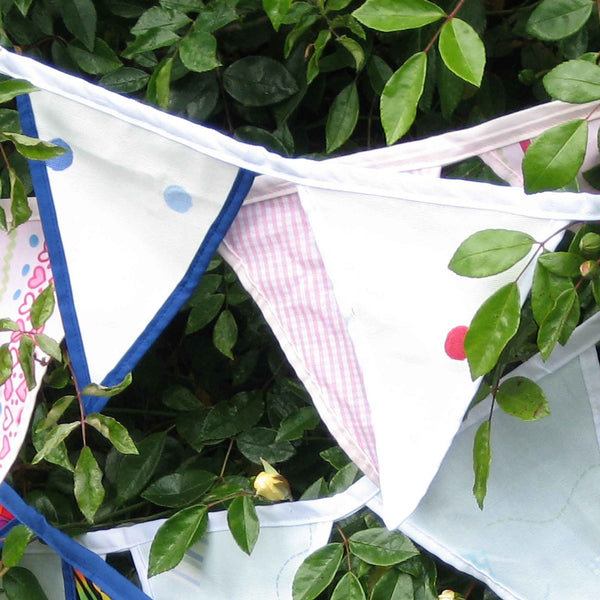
[29,235,39,248]
[22,264,30,276]
[164,185,192,213]
[12,290,21,300]
[46,138,73,171]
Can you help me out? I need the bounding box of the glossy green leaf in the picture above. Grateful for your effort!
[464,283,521,379]
[9,167,31,229]
[203,391,264,440]
[0,343,12,386]
[543,59,600,103]
[235,126,289,155]
[496,376,551,421]
[473,420,491,509]
[116,432,166,503]
[31,406,74,472]
[34,333,62,361]
[81,372,132,397]
[30,283,55,329]
[0,109,23,133]
[381,52,426,145]
[3,567,49,600]
[2,524,35,568]
[583,164,600,190]
[148,504,208,576]
[86,413,139,454]
[331,572,365,600]
[0,133,67,160]
[537,287,580,359]
[131,6,191,35]
[154,57,173,109]
[142,470,216,507]
[326,82,359,153]
[19,334,36,390]
[180,30,221,73]
[292,543,344,600]
[326,0,353,11]
[263,0,292,30]
[100,67,150,93]
[186,293,225,333]
[449,229,535,277]
[75,446,105,522]
[213,309,237,358]
[367,55,393,95]
[195,0,238,32]
[531,262,573,326]
[59,0,97,51]
[32,421,80,464]
[236,427,295,464]
[0,80,38,103]
[337,36,365,71]
[299,477,329,500]
[67,39,122,75]
[307,30,331,85]
[122,28,179,58]
[329,461,359,494]
[34,395,75,433]
[227,495,259,555]
[438,18,485,86]
[349,528,418,565]
[370,570,414,600]
[15,0,34,16]
[162,385,204,411]
[352,0,445,32]
[522,119,588,193]
[276,406,320,441]
[537,251,582,278]
[223,57,299,107]
[526,0,593,42]
[284,13,320,57]
[0,318,19,332]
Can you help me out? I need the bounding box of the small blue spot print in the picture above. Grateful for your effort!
[12,290,21,300]
[164,185,192,213]
[46,138,73,171]
[22,264,30,276]
[29,235,39,248]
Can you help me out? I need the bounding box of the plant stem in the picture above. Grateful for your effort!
[424,0,467,54]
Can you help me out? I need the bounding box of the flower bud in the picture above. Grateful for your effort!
[580,260,600,279]
[439,591,456,600]
[253,471,292,502]
[579,232,600,258]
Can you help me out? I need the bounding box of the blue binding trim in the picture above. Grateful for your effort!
[0,483,152,600]
[17,94,255,414]
[62,559,77,600]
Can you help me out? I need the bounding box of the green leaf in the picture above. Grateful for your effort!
[32,421,80,464]
[131,6,191,35]
[227,495,260,555]
[0,80,38,103]
[348,528,419,566]
[380,52,427,145]
[162,385,204,410]
[154,57,173,109]
[438,18,485,86]
[122,28,179,58]
[537,287,580,359]
[74,446,104,522]
[543,59,600,103]
[3,567,49,600]
[142,470,216,507]
[116,432,166,503]
[592,277,600,307]
[496,376,551,421]
[449,229,535,278]
[224,57,299,107]
[337,36,365,71]
[81,372,132,397]
[352,0,445,32]
[19,334,36,391]
[2,525,35,568]
[522,119,588,193]
[14,0,34,16]
[148,504,208,577]
[59,0,97,51]
[0,318,19,332]
[326,0,353,12]
[464,283,521,379]
[531,262,573,326]
[0,133,67,160]
[326,82,359,153]
[0,109,23,133]
[473,420,491,509]
[284,13,320,58]
[0,207,6,232]
[235,126,289,155]
[9,167,31,229]
[300,477,329,500]
[203,391,264,440]
[292,543,344,600]
[307,30,331,85]
[526,0,593,42]
[236,427,295,464]
[537,252,582,278]
[100,67,150,93]
[370,570,414,600]
[367,55,393,95]
[34,333,62,361]
[67,38,122,75]
[331,572,365,600]
[30,283,55,329]
[583,164,600,190]
[0,343,12,386]
[31,406,74,472]
[34,395,75,433]
[276,406,320,441]
[195,0,238,32]
[329,461,359,494]
[213,309,237,358]
[263,0,293,30]
[186,293,225,333]
[86,413,139,454]
[180,30,221,73]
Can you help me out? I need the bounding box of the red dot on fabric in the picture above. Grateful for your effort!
[445,326,468,360]
[519,139,531,153]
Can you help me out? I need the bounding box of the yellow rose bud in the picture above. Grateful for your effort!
[438,591,456,600]
[253,471,292,502]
